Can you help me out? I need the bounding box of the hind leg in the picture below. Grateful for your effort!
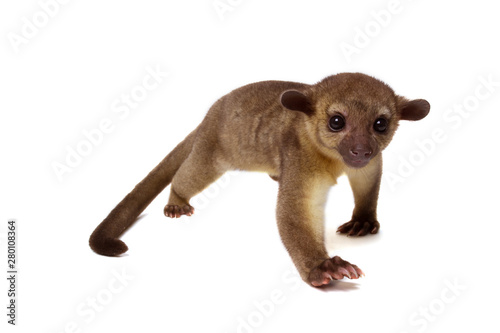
[164,149,225,218]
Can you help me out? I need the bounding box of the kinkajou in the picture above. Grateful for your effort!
[90,73,430,287]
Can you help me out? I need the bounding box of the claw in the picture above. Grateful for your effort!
[337,222,353,233]
[345,265,359,278]
[308,256,364,287]
[353,265,364,277]
[357,222,371,236]
[164,204,195,219]
[338,220,380,237]
[338,267,351,279]
[348,222,360,236]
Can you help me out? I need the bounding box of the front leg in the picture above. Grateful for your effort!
[337,156,382,236]
[277,163,363,287]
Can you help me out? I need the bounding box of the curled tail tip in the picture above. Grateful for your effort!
[89,236,129,257]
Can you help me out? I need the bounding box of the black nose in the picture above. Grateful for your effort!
[350,145,372,160]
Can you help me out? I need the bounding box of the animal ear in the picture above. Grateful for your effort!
[397,97,430,121]
[280,90,313,115]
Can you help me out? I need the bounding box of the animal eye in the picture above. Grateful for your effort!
[329,115,345,131]
[373,118,388,133]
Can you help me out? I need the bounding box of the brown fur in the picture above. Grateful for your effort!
[89,73,430,287]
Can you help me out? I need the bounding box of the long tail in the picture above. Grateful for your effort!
[89,129,197,256]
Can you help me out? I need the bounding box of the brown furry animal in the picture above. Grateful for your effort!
[89,73,430,287]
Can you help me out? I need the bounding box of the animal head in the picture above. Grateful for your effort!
[280,73,430,168]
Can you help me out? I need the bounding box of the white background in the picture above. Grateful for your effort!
[1,0,499,332]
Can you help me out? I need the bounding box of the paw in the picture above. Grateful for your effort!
[337,219,380,236]
[308,256,364,287]
[164,204,194,218]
